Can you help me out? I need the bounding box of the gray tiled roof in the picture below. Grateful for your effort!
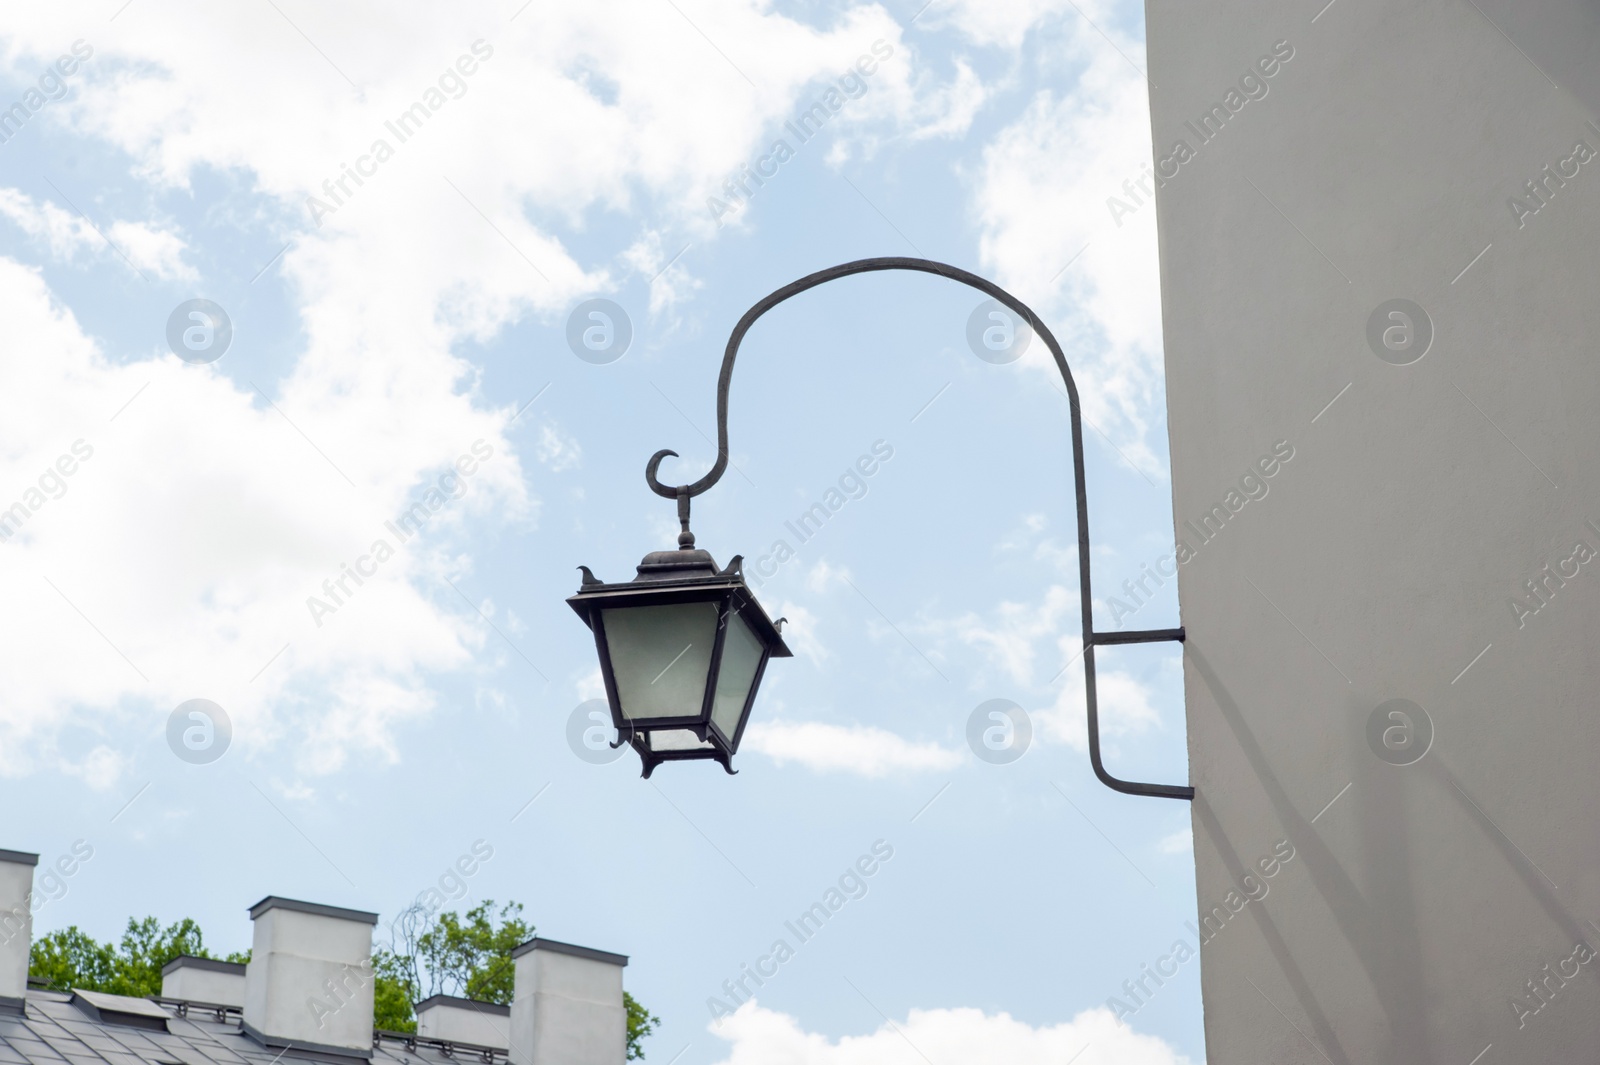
[3,994,502,1065]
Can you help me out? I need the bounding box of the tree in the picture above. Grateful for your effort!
[624,992,660,1059]
[369,902,519,1031]
[28,927,116,993]
[374,900,658,1060]
[417,899,529,1003]
[29,917,248,997]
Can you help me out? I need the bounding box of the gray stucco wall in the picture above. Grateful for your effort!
[1145,0,1600,1061]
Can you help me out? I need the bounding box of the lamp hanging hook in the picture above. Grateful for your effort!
[644,449,698,548]
[644,448,684,499]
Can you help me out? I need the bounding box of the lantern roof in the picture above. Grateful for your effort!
[567,549,793,660]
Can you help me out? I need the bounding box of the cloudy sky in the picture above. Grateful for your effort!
[0,0,1200,1061]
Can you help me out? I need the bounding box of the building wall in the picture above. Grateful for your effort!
[1145,0,1600,1060]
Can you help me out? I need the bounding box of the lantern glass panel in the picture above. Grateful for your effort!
[602,602,719,720]
[710,610,764,742]
[647,729,716,751]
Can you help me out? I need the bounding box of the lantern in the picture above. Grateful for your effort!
[567,543,790,777]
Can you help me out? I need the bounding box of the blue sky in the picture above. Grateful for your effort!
[0,1,1199,1061]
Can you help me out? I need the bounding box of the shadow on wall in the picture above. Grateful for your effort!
[1190,645,1421,1065]
[1190,642,1600,1059]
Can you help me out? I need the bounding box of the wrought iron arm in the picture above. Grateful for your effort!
[645,256,1193,801]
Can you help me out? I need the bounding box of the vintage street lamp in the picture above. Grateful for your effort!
[566,489,791,777]
[570,257,1192,800]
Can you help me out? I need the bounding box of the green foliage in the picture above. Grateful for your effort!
[29,917,247,997]
[28,927,116,993]
[623,992,660,1061]
[371,948,419,1033]
[373,901,530,1034]
[375,900,657,1058]
[419,901,530,1004]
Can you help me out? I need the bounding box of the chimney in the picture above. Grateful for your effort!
[509,938,628,1065]
[162,955,247,1007]
[243,897,378,1056]
[415,995,511,1048]
[0,849,38,1014]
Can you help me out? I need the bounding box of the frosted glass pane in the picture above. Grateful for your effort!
[710,611,764,742]
[647,729,715,751]
[603,602,717,720]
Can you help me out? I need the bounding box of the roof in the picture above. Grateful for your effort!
[159,959,244,978]
[412,997,508,1018]
[245,898,378,926]
[0,992,505,1065]
[509,937,627,967]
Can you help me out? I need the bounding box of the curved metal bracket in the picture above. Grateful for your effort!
[645,256,1193,801]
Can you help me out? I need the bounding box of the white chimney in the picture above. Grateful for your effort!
[509,938,627,1065]
[243,896,377,1056]
[162,955,247,1007]
[0,849,37,1014]
[415,994,511,1048]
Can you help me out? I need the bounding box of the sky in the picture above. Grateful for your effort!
[0,1,1201,1062]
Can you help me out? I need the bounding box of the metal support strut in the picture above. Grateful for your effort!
[643,256,1194,801]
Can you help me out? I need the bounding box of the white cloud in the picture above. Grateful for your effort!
[824,53,993,167]
[0,257,510,776]
[771,601,826,666]
[622,230,703,316]
[274,778,317,803]
[57,745,125,792]
[1158,827,1192,854]
[741,720,961,777]
[106,219,198,281]
[0,0,978,775]
[706,1000,1192,1064]
[535,423,582,472]
[939,582,1078,684]
[907,0,1138,51]
[3,3,946,260]
[575,667,607,702]
[995,514,1080,577]
[0,188,95,258]
[1036,638,1162,752]
[971,20,1166,475]
[0,187,196,279]
[921,0,1056,49]
[917,0,1088,50]
[910,518,1164,755]
[905,58,989,140]
[767,529,1165,769]
[805,559,851,594]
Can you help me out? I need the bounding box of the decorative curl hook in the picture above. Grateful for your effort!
[645,450,698,548]
[644,448,685,499]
